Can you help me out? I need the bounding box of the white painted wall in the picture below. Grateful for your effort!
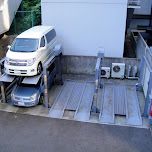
[42,0,128,57]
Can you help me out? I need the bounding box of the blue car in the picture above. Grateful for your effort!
[11,63,56,107]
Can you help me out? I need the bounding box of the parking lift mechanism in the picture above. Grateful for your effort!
[92,51,104,113]
[0,44,63,106]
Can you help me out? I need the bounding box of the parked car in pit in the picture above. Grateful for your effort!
[11,63,56,107]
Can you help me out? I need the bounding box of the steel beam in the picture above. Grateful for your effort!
[149,95,152,125]
[43,44,63,108]
[138,56,145,91]
[92,51,104,113]
[143,72,152,117]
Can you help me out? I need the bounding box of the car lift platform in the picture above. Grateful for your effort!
[99,83,142,125]
[49,80,94,121]
[49,80,142,126]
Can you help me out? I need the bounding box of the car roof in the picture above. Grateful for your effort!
[17,26,54,39]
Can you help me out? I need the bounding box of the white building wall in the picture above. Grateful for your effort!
[42,0,128,57]
[0,0,22,35]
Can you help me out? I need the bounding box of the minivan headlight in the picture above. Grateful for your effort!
[5,57,10,65]
[30,93,37,101]
[27,58,36,66]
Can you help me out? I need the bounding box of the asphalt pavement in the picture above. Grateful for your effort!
[0,111,152,152]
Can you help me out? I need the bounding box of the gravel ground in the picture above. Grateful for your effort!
[0,34,17,59]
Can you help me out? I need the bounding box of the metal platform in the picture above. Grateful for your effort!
[49,80,76,118]
[49,80,94,121]
[0,73,16,82]
[125,85,142,126]
[114,85,126,115]
[99,83,115,124]
[99,83,142,126]
[74,82,94,121]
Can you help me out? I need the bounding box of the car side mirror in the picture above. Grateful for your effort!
[7,45,11,49]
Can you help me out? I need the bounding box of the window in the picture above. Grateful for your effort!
[45,29,56,43]
[40,36,45,47]
[11,38,39,52]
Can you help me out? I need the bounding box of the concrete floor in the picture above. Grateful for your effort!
[0,74,150,129]
[0,111,152,152]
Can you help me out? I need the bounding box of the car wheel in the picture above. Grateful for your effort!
[37,63,42,75]
[39,95,44,105]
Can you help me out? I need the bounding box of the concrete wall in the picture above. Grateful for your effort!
[42,0,128,58]
[133,32,152,96]
[128,0,152,34]
[62,55,141,77]
[134,0,152,15]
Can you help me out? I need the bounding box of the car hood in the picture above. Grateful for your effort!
[13,85,39,98]
[6,49,37,60]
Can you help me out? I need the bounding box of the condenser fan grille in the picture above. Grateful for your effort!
[101,70,106,75]
[113,66,120,72]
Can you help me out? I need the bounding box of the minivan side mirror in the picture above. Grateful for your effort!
[7,45,11,49]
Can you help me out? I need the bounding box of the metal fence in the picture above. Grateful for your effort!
[8,10,39,34]
[14,11,35,34]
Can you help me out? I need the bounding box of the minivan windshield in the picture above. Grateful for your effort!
[11,38,39,52]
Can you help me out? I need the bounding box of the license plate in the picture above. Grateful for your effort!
[18,102,25,106]
[15,71,20,74]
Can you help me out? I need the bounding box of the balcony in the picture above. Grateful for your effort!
[128,0,141,8]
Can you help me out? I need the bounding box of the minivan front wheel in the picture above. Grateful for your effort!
[37,63,42,75]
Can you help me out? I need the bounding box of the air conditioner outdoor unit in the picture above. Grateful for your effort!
[101,67,110,78]
[111,63,125,79]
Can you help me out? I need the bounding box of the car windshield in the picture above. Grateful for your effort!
[11,38,39,52]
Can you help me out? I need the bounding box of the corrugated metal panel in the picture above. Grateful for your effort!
[114,85,126,115]
[74,82,94,121]
[99,83,115,124]
[65,83,85,111]
[49,80,76,118]
[125,85,142,126]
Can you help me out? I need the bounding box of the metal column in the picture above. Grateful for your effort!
[43,44,63,108]
[43,56,56,108]
[138,55,152,117]
[149,95,152,125]
[0,58,6,103]
[92,51,104,113]
[57,53,63,85]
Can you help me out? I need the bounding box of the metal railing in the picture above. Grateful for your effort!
[128,0,140,6]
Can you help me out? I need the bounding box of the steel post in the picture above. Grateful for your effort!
[43,66,49,108]
[138,56,145,91]
[143,72,152,117]
[92,51,104,113]
[1,82,6,103]
[57,54,63,85]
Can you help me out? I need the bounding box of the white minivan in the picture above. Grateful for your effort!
[4,26,57,76]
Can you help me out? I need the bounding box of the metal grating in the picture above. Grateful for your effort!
[65,83,85,111]
[114,85,126,115]
[74,82,94,121]
[49,80,76,118]
[99,83,115,124]
[125,85,142,126]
